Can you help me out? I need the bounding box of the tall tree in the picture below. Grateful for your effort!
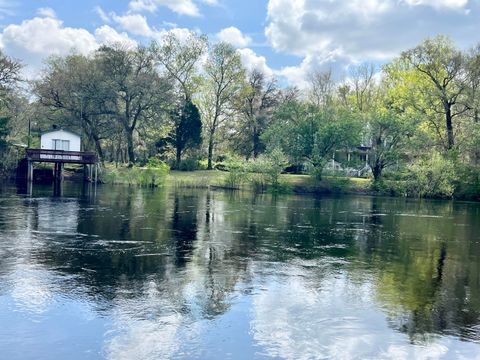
[235,69,279,159]
[95,45,172,164]
[152,31,208,101]
[308,69,335,108]
[401,35,466,150]
[152,31,207,167]
[159,99,202,166]
[34,54,115,161]
[200,42,246,169]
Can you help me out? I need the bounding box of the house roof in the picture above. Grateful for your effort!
[40,129,81,138]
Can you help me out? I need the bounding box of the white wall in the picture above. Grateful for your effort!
[40,130,81,152]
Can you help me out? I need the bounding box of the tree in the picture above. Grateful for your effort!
[200,42,246,169]
[152,31,208,101]
[235,69,279,158]
[95,45,172,165]
[264,100,360,180]
[161,99,202,166]
[34,54,115,161]
[308,69,335,107]
[0,51,22,90]
[401,35,466,151]
[365,109,414,181]
[152,31,207,167]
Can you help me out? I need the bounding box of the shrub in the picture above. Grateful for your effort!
[248,148,290,193]
[178,158,199,171]
[405,152,457,198]
[223,167,249,189]
[103,163,169,187]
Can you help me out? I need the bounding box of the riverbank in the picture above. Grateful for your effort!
[166,170,480,201]
[166,170,372,194]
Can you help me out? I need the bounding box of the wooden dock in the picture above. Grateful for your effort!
[25,148,98,184]
[26,149,96,164]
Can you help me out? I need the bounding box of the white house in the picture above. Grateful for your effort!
[40,129,81,152]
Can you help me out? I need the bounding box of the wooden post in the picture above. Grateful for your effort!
[27,161,33,182]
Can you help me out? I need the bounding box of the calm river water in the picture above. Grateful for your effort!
[0,183,480,359]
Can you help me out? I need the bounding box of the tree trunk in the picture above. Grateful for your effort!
[253,126,261,159]
[445,104,455,150]
[372,162,382,182]
[207,129,214,170]
[176,146,182,169]
[126,129,135,166]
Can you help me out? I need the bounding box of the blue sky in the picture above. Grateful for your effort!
[0,0,479,86]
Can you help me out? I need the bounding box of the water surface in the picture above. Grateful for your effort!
[1,183,480,359]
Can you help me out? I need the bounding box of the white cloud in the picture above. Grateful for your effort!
[95,6,111,23]
[237,48,274,78]
[111,13,154,37]
[216,27,251,48]
[95,25,137,48]
[128,0,200,16]
[1,17,97,57]
[265,0,477,87]
[0,15,136,78]
[36,7,56,18]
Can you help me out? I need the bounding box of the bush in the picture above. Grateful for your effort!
[103,163,169,187]
[248,148,290,193]
[223,167,249,189]
[453,164,480,200]
[178,158,199,171]
[326,177,352,192]
[405,152,457,198]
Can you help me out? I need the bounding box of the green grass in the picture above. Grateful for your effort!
[166,170,227,188]
[102,163,374,194]
[166,170,372,194]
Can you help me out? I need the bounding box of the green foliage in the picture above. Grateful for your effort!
[264,101,361,180]
[248,148,290,193]
[103,164,169,187]
[223,167,249,189]
[452,164,480,200]
[168,99,202,167]
[324,177,352,192]
[178,158,201,171]
[405,152,457,198]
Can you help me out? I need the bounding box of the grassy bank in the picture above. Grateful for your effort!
[101,167,479,200]
[166,170,372,194]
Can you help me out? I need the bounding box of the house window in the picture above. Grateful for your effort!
[52,139,70,151]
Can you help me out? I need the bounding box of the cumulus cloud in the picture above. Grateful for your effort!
[1,17,98,57]
[36,7,56,18]
[0,16,136,78]
[94,25,138,48]
[216,27,251,48]
[265,0,478,87]
[111,13,154,37]
[237,48,274,78]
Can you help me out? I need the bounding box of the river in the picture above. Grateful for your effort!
[0,183,479,359]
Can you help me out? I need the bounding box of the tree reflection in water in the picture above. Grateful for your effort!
[0,183,479,359]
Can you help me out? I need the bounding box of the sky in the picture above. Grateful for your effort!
[0,0,479,87]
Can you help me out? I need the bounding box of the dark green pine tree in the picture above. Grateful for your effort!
[174,99,202,168]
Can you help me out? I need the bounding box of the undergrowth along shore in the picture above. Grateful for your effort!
[99,166,480,201]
